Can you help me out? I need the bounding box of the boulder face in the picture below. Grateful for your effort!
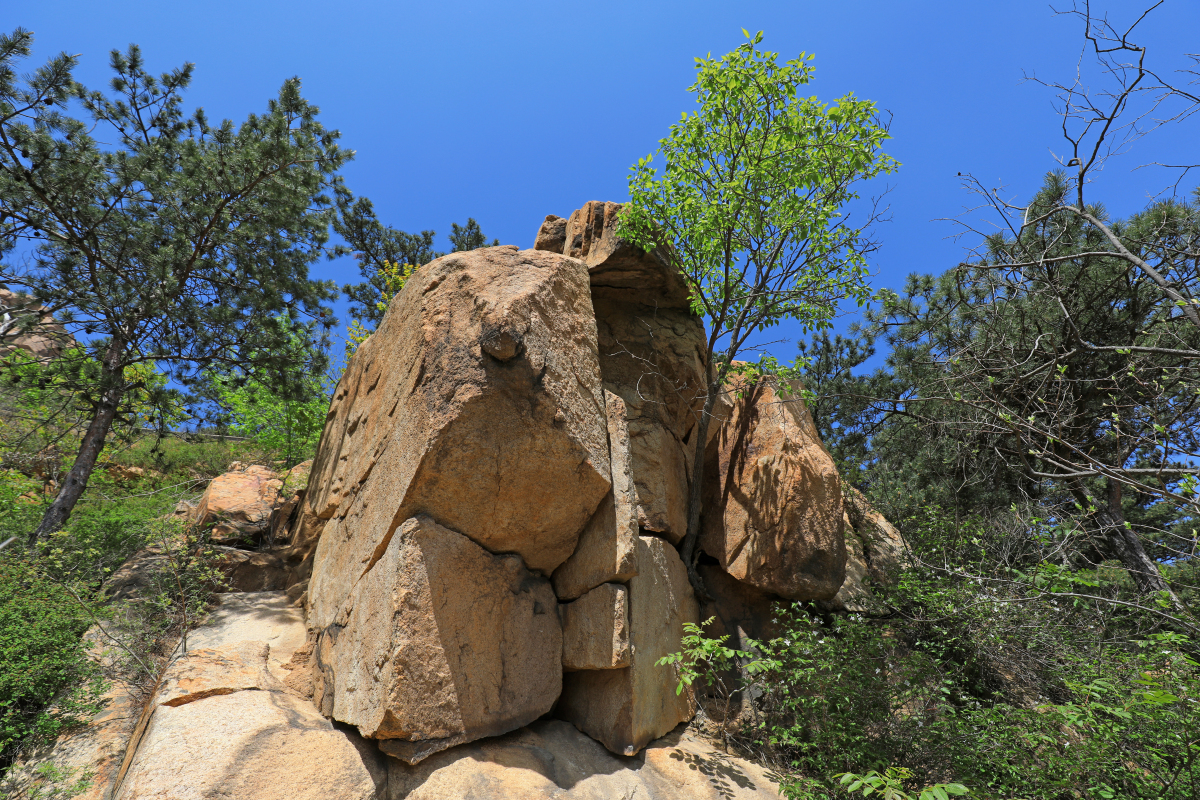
[193,463,282,546]
[306,245,611,633]
[557,535,699,756]
[701,377,846,600]
[551,390,639,601]
[315,516,562,763]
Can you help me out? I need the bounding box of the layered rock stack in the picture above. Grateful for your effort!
[284,202,852,765]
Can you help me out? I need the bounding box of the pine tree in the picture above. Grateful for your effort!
[0,29,346,543]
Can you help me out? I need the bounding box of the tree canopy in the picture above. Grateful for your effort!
[0,29,345,541]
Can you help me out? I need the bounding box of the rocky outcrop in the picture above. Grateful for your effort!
[387,719,783,800]
[551,390,639,601]
[557,535,699,756]
[192,463,283,546]
[536,200,707,545]
[701,376,846,600]
[305,245,610,633]
[315,516,561,763]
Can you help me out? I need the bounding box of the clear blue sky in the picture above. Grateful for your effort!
[14,0,1200,360]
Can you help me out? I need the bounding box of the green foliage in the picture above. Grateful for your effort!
[658,617,777,696]
[0,27,344,538]
[0,558,103,763]
[207,316,328,467]
[617,30,897,370]
[837,768,968,800]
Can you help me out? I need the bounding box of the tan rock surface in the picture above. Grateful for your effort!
[387,719,782,800]
[305,245,611,632]
[557,535,699,756]
[561,583,630,671]
[552,390,638,600]
[155,640,283,707]
[593,295,707,543]
[701,377,847,600]
[111,590,384,799]
[193,464,282,545]
[114,690,385,800]
[314,516,561,761]
[185,591,307,682]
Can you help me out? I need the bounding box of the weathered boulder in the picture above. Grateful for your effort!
[315,516,561,763]
[827,488,908,612]
[557,535,699,756]
[551,390,638,601]
[387,719,783,800]
[305,245,611,633]
[701,377,846,600]
[193,464,282,546]
[533,214,567,253]
[561,582,630,671]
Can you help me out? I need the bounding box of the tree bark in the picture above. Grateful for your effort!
[30,346,125,546]
[1080,477,1182,610]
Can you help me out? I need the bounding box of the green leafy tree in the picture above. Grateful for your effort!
[207,316,328,466]
[616,30,897,590]
[0,30,346,543]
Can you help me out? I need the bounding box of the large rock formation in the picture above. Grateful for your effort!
[701,376,847,600]
[306,245,610,629]
[303,245,611,758]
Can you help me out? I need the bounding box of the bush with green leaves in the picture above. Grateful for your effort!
[0,558,103,766]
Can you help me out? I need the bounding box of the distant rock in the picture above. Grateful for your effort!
[0,288,74,361]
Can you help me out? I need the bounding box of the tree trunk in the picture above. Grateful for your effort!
[30,350,125,547]
[679,378,722,600]
[1085,477,1181,609]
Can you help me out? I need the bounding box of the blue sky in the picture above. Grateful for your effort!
[14,0,1200,361]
